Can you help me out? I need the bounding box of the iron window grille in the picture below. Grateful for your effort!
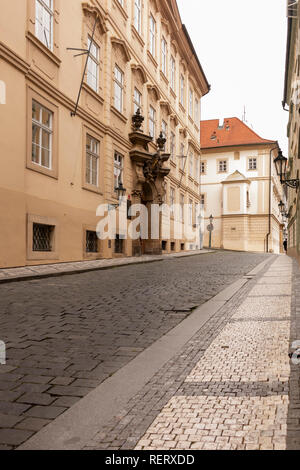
[249,158,257,170]
[86,231,98,253]
[33,223,54,252]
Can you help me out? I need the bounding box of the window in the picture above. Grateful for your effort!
[249,158,257,170]
[118,0,124,6]
[86,135,100,186]
[180,143,185,170]
[194,98,199,123]
[134,0,142,34]
[114,65,124,113]
[35,0,53,50]
[33,223,54,252]
[195,158,199,183]
[218,160,227,173]
[180,75,184,106]
[86,231,98,253]
[170,56,175,91]
[115,234,124,254]
[189,88,193,117]
[161,37,167,75]
[170,187,175,214]
[114,151,124,191]
[149,106,156,138]
[200,161,206,174]
[32,100,53,169]
[189,152,193,177]
[189,199,193,225]
[170,131,175,161]
[87,37,99,92]
[134,87,142,114]
[149,15,156,56]
[180,194,184,222]
[200,194,205,208]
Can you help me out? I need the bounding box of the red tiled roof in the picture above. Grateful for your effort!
[200,118,276,149]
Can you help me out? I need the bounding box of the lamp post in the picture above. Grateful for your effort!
[274,150,300,189]
[112,182,126,208]
[208,214,214,249]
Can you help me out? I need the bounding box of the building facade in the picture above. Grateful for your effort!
[283,0,300,265]
[0,0,209,268]
[200,118,285,253]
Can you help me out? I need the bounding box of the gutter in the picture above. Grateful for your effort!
[182,24,211,97]
[283,17,293,108]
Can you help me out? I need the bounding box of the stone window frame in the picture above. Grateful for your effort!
[217,159,228,174]
[26,0,61,65]
[26,86,59,179]
[149,13,156,58]
[83,224,102,260]
[27,214,59,261]
[248,156,258,171]
[82,124,104,195]
[200,160,207,175]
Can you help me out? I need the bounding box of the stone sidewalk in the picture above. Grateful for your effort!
[18,254,300,451]
[0,250,212,284]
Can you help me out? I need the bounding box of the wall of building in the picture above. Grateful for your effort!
[0,0,209,268]
[200,144,284,253]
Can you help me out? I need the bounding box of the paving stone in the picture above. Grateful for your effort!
[0,429,33,446]
[17,393,56,406]
[15,418,51,432]
[24,406,67,419]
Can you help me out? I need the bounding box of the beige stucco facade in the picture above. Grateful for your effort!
[0,0,209,268]
[200,141,285,253]
[283,1,300,266]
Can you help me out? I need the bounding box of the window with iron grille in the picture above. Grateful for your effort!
[248,158,257,170]
[115,234,124,254]
[33,223,54,252]
[218,160,227,172]
[86,231,98,253]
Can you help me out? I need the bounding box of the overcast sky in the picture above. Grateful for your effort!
[177,0,289,154]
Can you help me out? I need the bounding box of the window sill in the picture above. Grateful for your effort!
[131,25,145,47]
[179,103,186,114]
[160,71,169,85]
[82,184,103,196]
[26,162,58,180]
[26,31,61,68]
[147,50,158,68]
[110,105,128,123]
[114,0,128,20]
[82,82,104,105]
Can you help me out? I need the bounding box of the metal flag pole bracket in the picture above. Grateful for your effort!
[67,16,98,117]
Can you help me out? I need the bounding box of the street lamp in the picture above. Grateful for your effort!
[274,150,299,189]
[278,200,285,215]
[110,182,127,209]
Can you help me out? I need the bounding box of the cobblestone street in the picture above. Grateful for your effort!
[0,251,269,448]
[82,255,300,451]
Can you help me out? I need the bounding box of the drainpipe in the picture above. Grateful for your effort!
[266,145,279,253]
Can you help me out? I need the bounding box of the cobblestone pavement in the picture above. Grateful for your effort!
[0,251,268,448]
[84,255,300,451]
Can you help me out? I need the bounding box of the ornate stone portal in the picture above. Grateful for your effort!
[129,110,170,256]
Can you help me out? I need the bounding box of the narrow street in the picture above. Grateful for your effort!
[0,251,270,448]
